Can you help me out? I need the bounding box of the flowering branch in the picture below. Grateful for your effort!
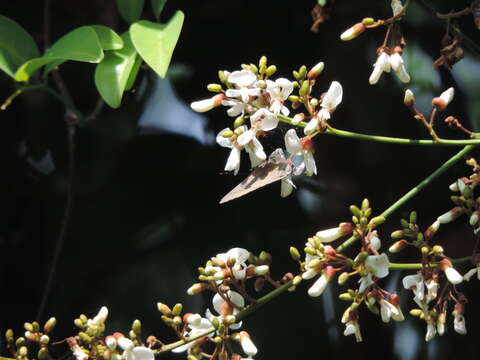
[277,114,480,146]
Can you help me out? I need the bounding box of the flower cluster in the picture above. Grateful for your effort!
[190,57,343,198]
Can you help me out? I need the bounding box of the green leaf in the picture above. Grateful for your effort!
[15,26,104,82]
[129,11,184,78]
[125,54,142,91]
[94,32,138,108]
[117,0,145,23]
[0,15,39,77]
[151,0,167,20]
[91,25,124,50]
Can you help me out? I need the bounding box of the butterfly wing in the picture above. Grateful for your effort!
[219,160,291,204]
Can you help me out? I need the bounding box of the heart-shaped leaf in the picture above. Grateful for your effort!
[125,54,142,91]
[91,25,124,50]
[94,32,138,108]
[0,15,39,77]
[15,26,104,82]
[117,0,145,23]
[129,10,184,78]
[151,0,167,20]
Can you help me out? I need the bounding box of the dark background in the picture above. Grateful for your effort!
[1,0,480,359]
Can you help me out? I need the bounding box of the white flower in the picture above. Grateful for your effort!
[172,314,213,354]
[284,129,317,176]
[344,321,362,342]
[216,127,243,175]
[358,273,374,294]
[226,70,261,103]
[304,116,319,135]
[215,248,250,280]
[402,274,425,302]
[445,267,463,285]
[464,265,480,281]
[369,52,391,85]
[244,137,267,168]
[454,314,467,335]
[266,78,294,115]
[389,52,410,83]
[248,108,279,132]
[379,299,401,323]
[117,336,134,351]
[364,253,390,278]
[87,306,108,327]
[425,279,439,303]
[307,273,329,297]
[318,81,343,121]
[206,290,244,330]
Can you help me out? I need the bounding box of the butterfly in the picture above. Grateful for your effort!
[219,148,304,204]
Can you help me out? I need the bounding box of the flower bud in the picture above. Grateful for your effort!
[369,216,386,228]
[437,206,463,224]
[187,283,208,295]
[432,245,444,255]
[6,329,14,343]
[299,80,310,96]
[362,17,375,25]
[233,116,244,128]
[239,331,257,356]
[424,220,440,240]
[38,348,48,360]
[157,303,172,315]
[440,259,463,285]
[24,322,33,332]
[207,83,223,92]
[339,293,353,301]
[132,320,141,335]
[340,23,366,41]
[105,336,117,350]
[40,335,50,345]
[391,230,404,239]
[404,89,415,107]
[315,222,353,243]
[389,239,408,253]
[307,62,325,79]
[432,87,454,111]
[337,272,350,285]
[218,70,229,84]
[259,56,267,69]
[190,94,224,113]
[172,303,183,316]
[43,317,56,333]
[19,346,28,357]
[298,65,307,79]
[293,275,303,285]
[266,65,277,77]
[289,246,301,261]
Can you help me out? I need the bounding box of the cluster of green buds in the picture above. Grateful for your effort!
[4,318,56,360]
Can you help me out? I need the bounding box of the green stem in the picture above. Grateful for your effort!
[277,114,480,146]
[389,256,472,270]
[380,144,477,219]
[1,84,67,111]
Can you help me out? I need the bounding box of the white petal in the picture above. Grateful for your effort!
[439,87,454,106]
[227,248,250,264]
[394,63,410,83]
[191,98,215,112]
[224,147,241,175]
[228,70,257,87]
[281,177,294,198]
[117,337,134,351]
[237,130,255,146]
[126,347,154,360]
[425,323,436,341]
[284,129,302,155]
[358,273,373,293]
[216,128,233,148]
[365,253,389,278]
[304,151,317,176]
[241,337,257,356]
[227,290,245,308]
[304,117,319,135]
[307,274,328,297]
[369,63,384,85]
[370,235,381,251]
[315,227,342,243]
[445,267,463,285]
[463,267,479,281]
[454,315,467,335]
[321,81,343,111]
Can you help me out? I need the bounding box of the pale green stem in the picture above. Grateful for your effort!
[1,84,67,111]
[389,256,472,270]
[277,114,480,146]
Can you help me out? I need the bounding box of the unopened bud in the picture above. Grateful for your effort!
[337,272,350,285]
[132,320,141,335]
[361,198,370,210]
[24,322,33,332]
[437,206,463,224]
[233,116,244,128]
[362,17,375,25]
[432,245,444,255]
[218,70,228,84]
[339,293,353,301]
[16,337,25,347]
[409,211,417,224]
[391,230,404,239]
[157,303,172,315]
[290,246,301,260]
[19,346,28,357]
[292,113,305,125]
[266,65,277,77]
[410,309,423,317]
[307,62,325,79]
[299,80,310,96]
[353,251,369,267]
[340,23,366,41]
[259,56,267,69]
[187,283,207,295]
[38,348,48,360]
[6,329,14,343]
[369,216,386,228]
[172,303,183,316]
[173,316,182,326]
[432,87,454,111]
[207,83,223,92]
[43,317,56,333]
[404,89,415,107]
[74,319,84,329]
[389,239,408,253]
[79,332,92,344]
[293,275,303,286]
[40,335,50,345]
